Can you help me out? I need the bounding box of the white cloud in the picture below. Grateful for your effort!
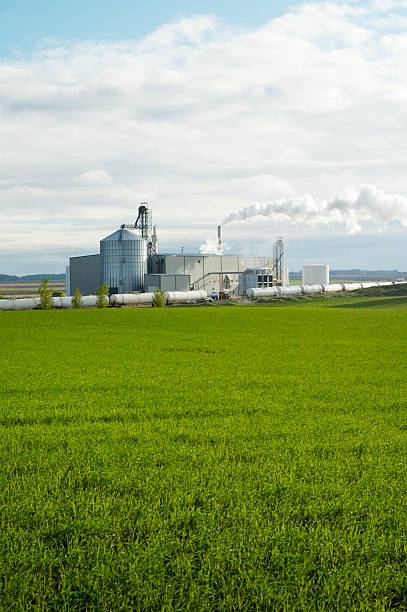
[1,2,407,271]
[74,169,114,184]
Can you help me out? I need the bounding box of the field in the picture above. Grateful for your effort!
[2,296,407,610]
[0,281,65,298]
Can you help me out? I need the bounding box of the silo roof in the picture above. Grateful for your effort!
[101,228,141,241]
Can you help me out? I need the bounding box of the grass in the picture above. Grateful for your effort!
[251,283,407,310]
[2,301,407,609]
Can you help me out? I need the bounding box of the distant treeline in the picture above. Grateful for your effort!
[290,269,406,280]
[0,274,65,281]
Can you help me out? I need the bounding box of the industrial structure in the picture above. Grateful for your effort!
[67,204,287,296]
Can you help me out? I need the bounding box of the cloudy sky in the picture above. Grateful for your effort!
[1,0,407,274]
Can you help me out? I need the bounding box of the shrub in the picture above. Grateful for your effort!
[153,288,167,308]
[39,279,53,310]
[96,283,109,308]
[71,287,83,309]
[52,291,65,297]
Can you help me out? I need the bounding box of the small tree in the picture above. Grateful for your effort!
[71,287,83,309]
[39,278,53,310]
[96,282,109,308]
[153,288,167,308]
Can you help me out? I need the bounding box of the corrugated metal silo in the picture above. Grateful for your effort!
[100,226,147,293]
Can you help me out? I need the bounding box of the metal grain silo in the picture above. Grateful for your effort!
[100,226,147,294]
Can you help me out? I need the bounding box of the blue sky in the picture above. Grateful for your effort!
[0,0,305,58]
[2,0,407,274]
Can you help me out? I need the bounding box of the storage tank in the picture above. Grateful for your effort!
[322,284,344,293]
[246,287,279,298]
[341,283,362,291]
[300,284,323,294]
[110,293,155,306]
[100,226,147,293]
[166,290,207,303]
[302,264,329,285]
[109,290,207,306]
[278,286,302,296]
[51,296,98,308]
[0,297,41,311]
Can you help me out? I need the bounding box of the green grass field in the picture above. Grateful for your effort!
[2,298,407,610]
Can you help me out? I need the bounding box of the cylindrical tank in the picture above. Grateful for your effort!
[110,293,155,306]
[166,290,207,303]
[51,296,71,308]
[302,264,329,285]
[359,282,378,289]
[341,283,362,291]
[277,285,302,297]
[246,287,279,298]
[322,284,344,293]
[0,298,41,311]
[110,290,207,306]
[51,296,98,308]
[278,286,302,296]
[300,284,323,295]
[100,227,147,294]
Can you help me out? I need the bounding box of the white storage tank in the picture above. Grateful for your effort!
[246,287,279,299]
[341,283,362,291]
[300,284,323,294]
[100,226,147,294]
[0,297,41,311]
[302,264,329,285]
[109,290,207,306]
[166,290,207,303]
[322,284,343,293]
[278,286,302,296]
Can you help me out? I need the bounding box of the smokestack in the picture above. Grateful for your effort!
[217,225,223,255]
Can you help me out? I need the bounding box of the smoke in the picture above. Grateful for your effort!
[222,185,407,233]
[199,237,230,255]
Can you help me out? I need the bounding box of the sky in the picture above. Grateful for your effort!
[1,0,407,274]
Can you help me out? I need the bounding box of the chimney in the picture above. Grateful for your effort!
[217,225,223,255]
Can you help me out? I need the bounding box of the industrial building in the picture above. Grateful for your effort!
[67,204,286,296]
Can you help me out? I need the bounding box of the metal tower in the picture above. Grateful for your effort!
[273,238,284,285]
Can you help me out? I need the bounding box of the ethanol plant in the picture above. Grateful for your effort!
[66,203,284,298]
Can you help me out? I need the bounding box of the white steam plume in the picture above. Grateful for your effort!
[222,185,407,233]
[199,237,231,255]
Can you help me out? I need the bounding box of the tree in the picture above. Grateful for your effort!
[71,287,83,309]
[153,288,167,308]
[96,283,109,308]
[39,278,53,310]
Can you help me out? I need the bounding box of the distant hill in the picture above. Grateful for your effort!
[0,273,65,281]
